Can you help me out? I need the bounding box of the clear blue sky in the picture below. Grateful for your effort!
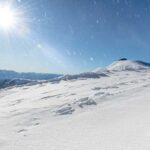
[0,0,150,74]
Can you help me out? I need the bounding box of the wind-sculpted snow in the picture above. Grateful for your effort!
[0,63,150,149]
[52,104,75,115]
[74,97,97,108]
[52,97,97,115]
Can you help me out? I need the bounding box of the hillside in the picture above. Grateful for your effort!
[0,59,150,150]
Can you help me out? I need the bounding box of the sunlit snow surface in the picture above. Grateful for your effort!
[0,68,150,149]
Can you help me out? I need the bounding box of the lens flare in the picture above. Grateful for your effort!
[0,4,17,30]
[0,2,29,36]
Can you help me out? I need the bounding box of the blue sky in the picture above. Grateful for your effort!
[0,0,150,74]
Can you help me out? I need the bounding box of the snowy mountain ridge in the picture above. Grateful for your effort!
[0,78,37,89]
[94,58,150,73]
[107,59,150,71]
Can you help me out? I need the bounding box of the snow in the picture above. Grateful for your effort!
[0,60,150,150]
[106,59,150,71]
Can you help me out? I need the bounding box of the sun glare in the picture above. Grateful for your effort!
[0,2,29,36]
[0,4,17,31]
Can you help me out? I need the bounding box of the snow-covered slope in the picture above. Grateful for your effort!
[94,59,150,73]
[0,60,150,150]
[107,59,150,71]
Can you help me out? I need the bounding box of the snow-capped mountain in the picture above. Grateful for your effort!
[0,59,150,150]
[107,58,150,71]
[94,58,150,73]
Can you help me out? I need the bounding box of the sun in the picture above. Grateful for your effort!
[0,4,17,31]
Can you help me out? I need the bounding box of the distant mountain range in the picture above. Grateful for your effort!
[0,70,61,80]
[0,70,62,89]
[0,59,150,89]
[0,79,37,89]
